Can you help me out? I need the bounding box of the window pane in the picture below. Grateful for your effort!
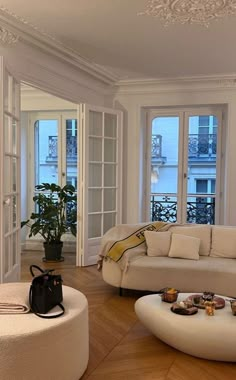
[196,180,207,193]
[104,189,116,211]
[151,116,179,195]
[199,116,209,126]
[104,164,116,186]
[89,137,102,161]
[34,120,58,185]
[66,119,77,188]
[88,214,102,238]
[104,113,117,137]
[89,163,102,187]
[104,139,116,162]
[89,110,102,136]
[103,213,116,234]
[88,189,102,212]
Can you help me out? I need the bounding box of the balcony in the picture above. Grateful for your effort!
[46,135,77,162]
[152,133,217,164]
[150,194,215,225]
[188,134,217,159]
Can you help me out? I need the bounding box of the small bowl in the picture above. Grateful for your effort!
[161,288,179,303]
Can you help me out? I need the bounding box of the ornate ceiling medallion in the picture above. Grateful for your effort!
[138,0,236,27]
[0,27,19,46]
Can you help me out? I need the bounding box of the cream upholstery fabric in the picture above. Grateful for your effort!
[101,223,236,297]
[0,283,30,313]
[135,293,236,361]
[168,225,211,256]
[120,256,236,296]
[168,233,200,260]
[210,226,236,258]
[0,284,89,380]
[144,231,171,257]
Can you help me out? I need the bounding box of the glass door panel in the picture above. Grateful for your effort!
[34,120,58,185]
[88,189,102,212]
[104,113,117,137]
[66,119,77,188]
[151,116,179,223]
[187,115,218,224]
[89,163,102,187]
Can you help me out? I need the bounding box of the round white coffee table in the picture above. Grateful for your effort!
[135,293,235,361]
[0,284,89,380]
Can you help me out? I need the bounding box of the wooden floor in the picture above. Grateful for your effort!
[21,251,236,380]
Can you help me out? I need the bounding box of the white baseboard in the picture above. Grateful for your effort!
[23,239,76,253]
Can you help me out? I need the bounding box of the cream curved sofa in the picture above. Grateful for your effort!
[101,223,236,297]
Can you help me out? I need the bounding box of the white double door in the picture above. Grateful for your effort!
[0,59,123,281]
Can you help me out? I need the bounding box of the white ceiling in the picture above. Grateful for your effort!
[2,0,236,80]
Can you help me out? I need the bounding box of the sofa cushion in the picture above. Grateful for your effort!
[168,233,200,260]
[169,225,211,256]
[210,226,236,258]
[144,231,171,257]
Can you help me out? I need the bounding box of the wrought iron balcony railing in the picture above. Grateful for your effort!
[188,134,217,158]
[47,135,77,161]
[152,133,217,160]
[151,193,215,225]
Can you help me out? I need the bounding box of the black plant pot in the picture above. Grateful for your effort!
[43,241,64,262]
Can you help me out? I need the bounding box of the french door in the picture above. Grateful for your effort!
[0,58,21,282]
[147,107,223,225]
[77,104,123,266]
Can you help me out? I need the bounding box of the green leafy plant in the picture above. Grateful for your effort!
[21,183,77,244]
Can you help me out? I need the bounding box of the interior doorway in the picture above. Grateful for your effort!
[20,84,77,259]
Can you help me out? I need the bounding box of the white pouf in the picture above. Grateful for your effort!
[135,293,236,362]
[0,284,89,380]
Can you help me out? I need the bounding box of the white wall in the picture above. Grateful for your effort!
[113,78,236,226]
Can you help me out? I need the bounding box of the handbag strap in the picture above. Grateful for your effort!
[30,265,54,278]
[29,285,65,319]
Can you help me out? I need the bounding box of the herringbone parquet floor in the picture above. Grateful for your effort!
[21,251,236,380]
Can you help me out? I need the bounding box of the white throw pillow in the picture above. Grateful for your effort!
[168,225,211,256]
[144,231,171,257]
[168,233,200,260]
[210,226,236,258]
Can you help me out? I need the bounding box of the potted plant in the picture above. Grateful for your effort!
[21,182,77,261]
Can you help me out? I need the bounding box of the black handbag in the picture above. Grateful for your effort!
[29,265,65,318]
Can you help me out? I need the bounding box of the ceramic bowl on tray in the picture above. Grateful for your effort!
[161,288,179,303]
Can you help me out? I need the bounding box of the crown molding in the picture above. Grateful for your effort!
[114,74,236,95]
[0,7,119,85]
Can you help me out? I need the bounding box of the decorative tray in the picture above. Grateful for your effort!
[171,302,198,316]
[186,294,225,309]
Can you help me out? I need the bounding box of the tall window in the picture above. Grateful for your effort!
[148,108,222,224]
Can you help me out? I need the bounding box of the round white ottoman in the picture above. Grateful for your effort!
[0,284,89,380]
[135,293,236,362]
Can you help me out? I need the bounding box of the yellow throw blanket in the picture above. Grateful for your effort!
[106,221,168,262]
[97,221,171,272]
